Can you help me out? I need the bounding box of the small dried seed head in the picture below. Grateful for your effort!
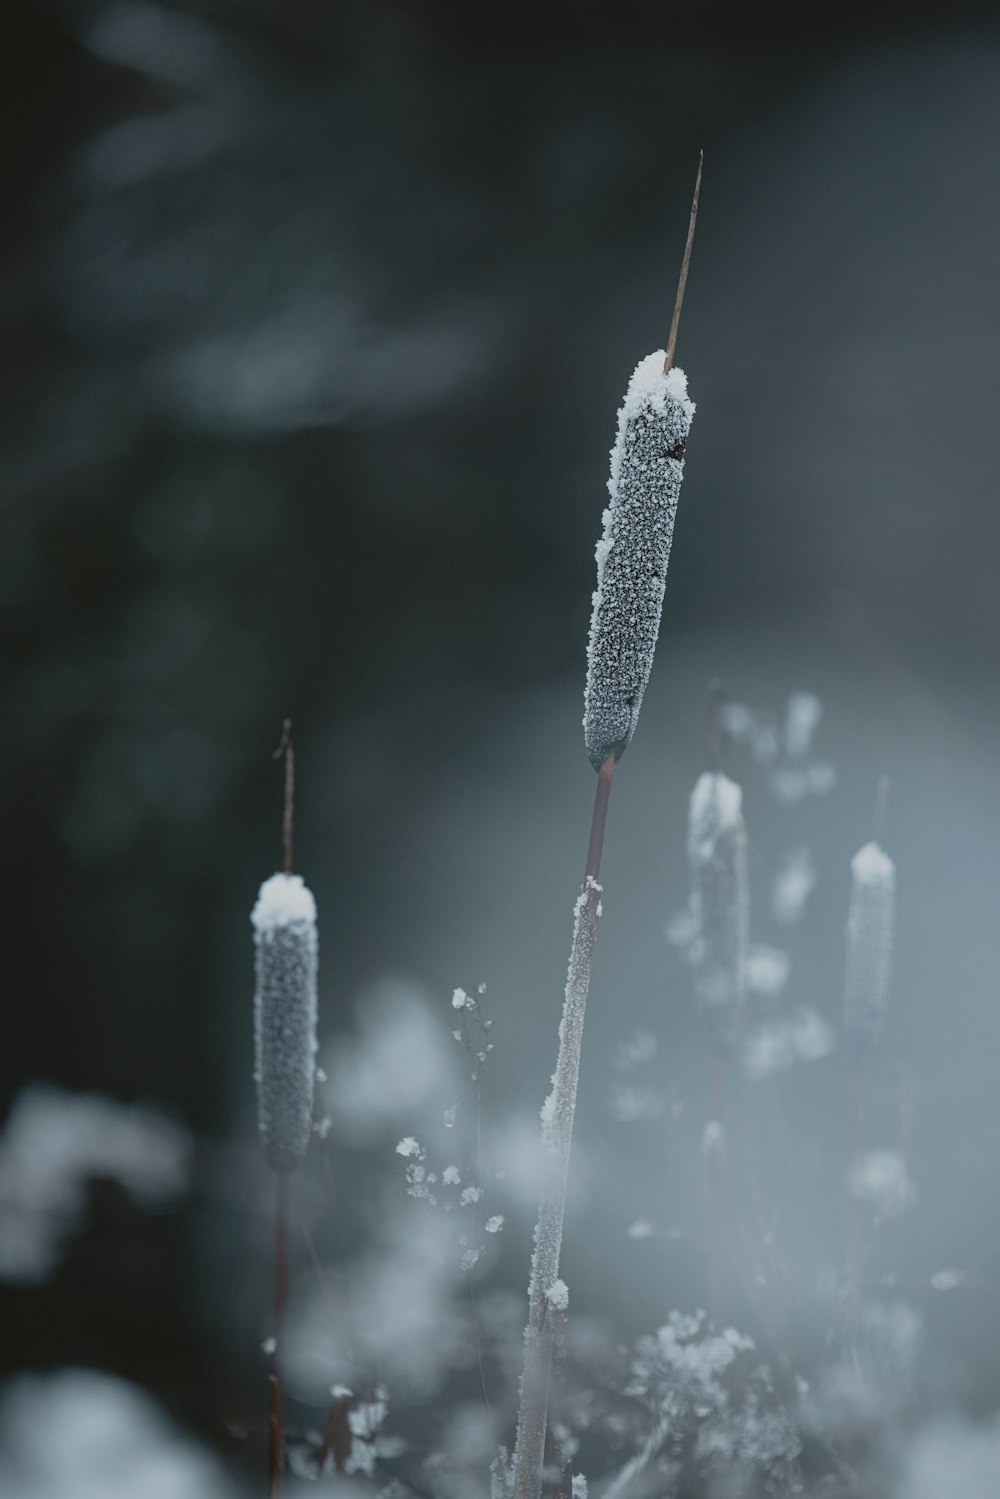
[843,841,895,1046]
[252,872,318,1174]
[583,353,695,771]
[687,772,748,1052]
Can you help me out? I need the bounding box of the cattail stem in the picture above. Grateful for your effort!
[664,150,703,376]
[512,753,615,1499]
[846,1048,869,1319]
[273,720,295,875]
[705,1052,728,1329]
[268,1173,289,1497]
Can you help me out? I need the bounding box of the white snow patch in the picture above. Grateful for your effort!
[546,1279,569,1312]
[250,871,316,930]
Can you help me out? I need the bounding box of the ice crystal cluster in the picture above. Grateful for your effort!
[843,841,896,1045]
[602,1312,801,1498]
[251,872,318,1173]
[687,772,748,1050]
[583,353,695,770]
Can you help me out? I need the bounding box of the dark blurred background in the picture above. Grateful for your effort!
[4,0,1000,1483]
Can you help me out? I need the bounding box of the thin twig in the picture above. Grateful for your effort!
[273,720,295,875]
[664,150,703,375]
[873,775,890,846]
[846,1048,870,1320]
[706,678,725,775]
[268,1173,289,1498]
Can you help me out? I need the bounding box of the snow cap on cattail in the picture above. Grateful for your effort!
[252,872,318,1173]
[843,840,895,1046]
[583,355,695,771]
[687,771,748,1051]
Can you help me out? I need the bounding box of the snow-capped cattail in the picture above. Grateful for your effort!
[514,156,703,1499]
[583,359,696,771]
[843,840,895,1046]
[252,871,318,1173]
[582,155,700,773]
[253,722,316,1497]
[688,771,748,1051]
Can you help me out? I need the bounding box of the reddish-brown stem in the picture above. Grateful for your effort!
[268,1173,289,1498]
[664,150,703,375]
[273,720,295,875]
[586,751,616,880]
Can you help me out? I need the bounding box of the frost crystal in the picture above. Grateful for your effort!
[844,840,896,1044]
[251,873,318,1174]
[545,1279,569,1312]
[583,355,695,770]
[687,773,748,1051]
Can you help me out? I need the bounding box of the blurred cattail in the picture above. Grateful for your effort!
[584,356,695,771]
[687,771,748,1051]
[253,722,316,1497]
[843,840,895,1047]
[252,872,319,1174]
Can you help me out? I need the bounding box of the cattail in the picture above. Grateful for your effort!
[687,771,748,1051]
[843,840,895,1046]
[252,872,318,1174]
[254,722,315,1499]
[583,358,695,771]
[513,156,703,1499]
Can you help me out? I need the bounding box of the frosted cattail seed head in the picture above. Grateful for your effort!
[252,872,318,1174]
[584,354,695,771]
[843,840,895,1046]
[687,772,748,1052]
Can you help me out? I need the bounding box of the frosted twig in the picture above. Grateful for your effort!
[512,754,614,1499]
[843,785,895,1316]
[268,1173,289,1498]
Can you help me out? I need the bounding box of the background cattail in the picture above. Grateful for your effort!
[843,841,896,1046]
[583,354,695,771]
[252,872,318,1174]
[687,771,748,1051]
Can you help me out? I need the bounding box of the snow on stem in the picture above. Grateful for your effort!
[513,758,612,1499]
